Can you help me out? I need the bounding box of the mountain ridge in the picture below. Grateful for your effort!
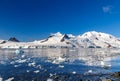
[0,31,120,48]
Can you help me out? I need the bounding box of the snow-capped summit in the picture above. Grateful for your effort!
[67,34,75,38]
[82,31,115,39]
[39,32,73,47]
[51,32,63,37]
[77,31,120,48]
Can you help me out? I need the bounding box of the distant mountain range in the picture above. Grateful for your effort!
[0,31,120,49]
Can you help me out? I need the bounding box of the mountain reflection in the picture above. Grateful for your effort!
[0,48,120,67]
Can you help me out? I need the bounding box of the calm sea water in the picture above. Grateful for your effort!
[0,48,120,81]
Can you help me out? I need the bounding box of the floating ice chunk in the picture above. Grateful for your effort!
[52,60,57,64]
[10,61,15,64]
[0,61,6,65]
[49,73,53,77]
[14,64,21,67]
[26,70,30,72]
[15,49,24,54]
[36,65,42,69]
[28,62,36,67]
[107,64,112,67]
[5,77,14,81]
[58,65,64,68]
[58,56,66,61]
[21,55,25,58]
[72,71,76,74]
[88,70,93,74]
[16,59,27,63]
[0,77,3,81]
[34,70,39,73]
[47,78,53,81]
[100,61,105,66]
[27,58,31,61]
[52,56,66,64]
[85,70,93,75]
[100,61,112,69]
[49,73,56,77]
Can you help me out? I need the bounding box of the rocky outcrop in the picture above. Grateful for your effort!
[0,40,6,44]
[8,37,20,42]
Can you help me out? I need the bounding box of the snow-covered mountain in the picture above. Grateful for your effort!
[75,31,120,48]
[33,32,75,47]
[0,31,120,48]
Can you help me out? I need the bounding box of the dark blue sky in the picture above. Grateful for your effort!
[0,0,120,41]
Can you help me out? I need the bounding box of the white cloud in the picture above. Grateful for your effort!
[102,5,120,15]
[102,6,112,13]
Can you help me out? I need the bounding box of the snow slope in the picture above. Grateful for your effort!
[33,32,74,47]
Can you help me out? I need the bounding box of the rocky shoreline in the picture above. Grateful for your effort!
[4,71,120,81]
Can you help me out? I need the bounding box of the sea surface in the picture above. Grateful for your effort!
[0,48,120,81]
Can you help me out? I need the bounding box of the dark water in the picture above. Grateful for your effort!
[0,48,120,81]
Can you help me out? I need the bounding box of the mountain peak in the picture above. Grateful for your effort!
[82,31,100,37]
[67,34,75,38]
[51,32,63,37]
[81,31,114,38]
[8,37,20,42]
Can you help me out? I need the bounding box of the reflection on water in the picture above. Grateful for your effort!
[0,48,120,80]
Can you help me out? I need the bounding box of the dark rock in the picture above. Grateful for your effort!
[107,44,112,48]
[54,75,59,80]
[111,72,120,78]
[79,79,83,81]
[63,34,70,39]
[85,34,87,36]
[0,40,6,44]
[88,46,95,48]
[83,38,89,42]
[61,38,65,42]
[109,36,112,39]
[61,34,70,42]
[48,35,54,38]
[66,42,70,44]
[100,78,112,81]
[8,37,20,42]
[96,46,101,48]
[41,35,54,43]
[104,42,112,48]
[117,39,120,41]
[41,39,48,43]
[95,37,99,40]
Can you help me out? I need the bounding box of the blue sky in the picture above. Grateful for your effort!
[0,0,120,41]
